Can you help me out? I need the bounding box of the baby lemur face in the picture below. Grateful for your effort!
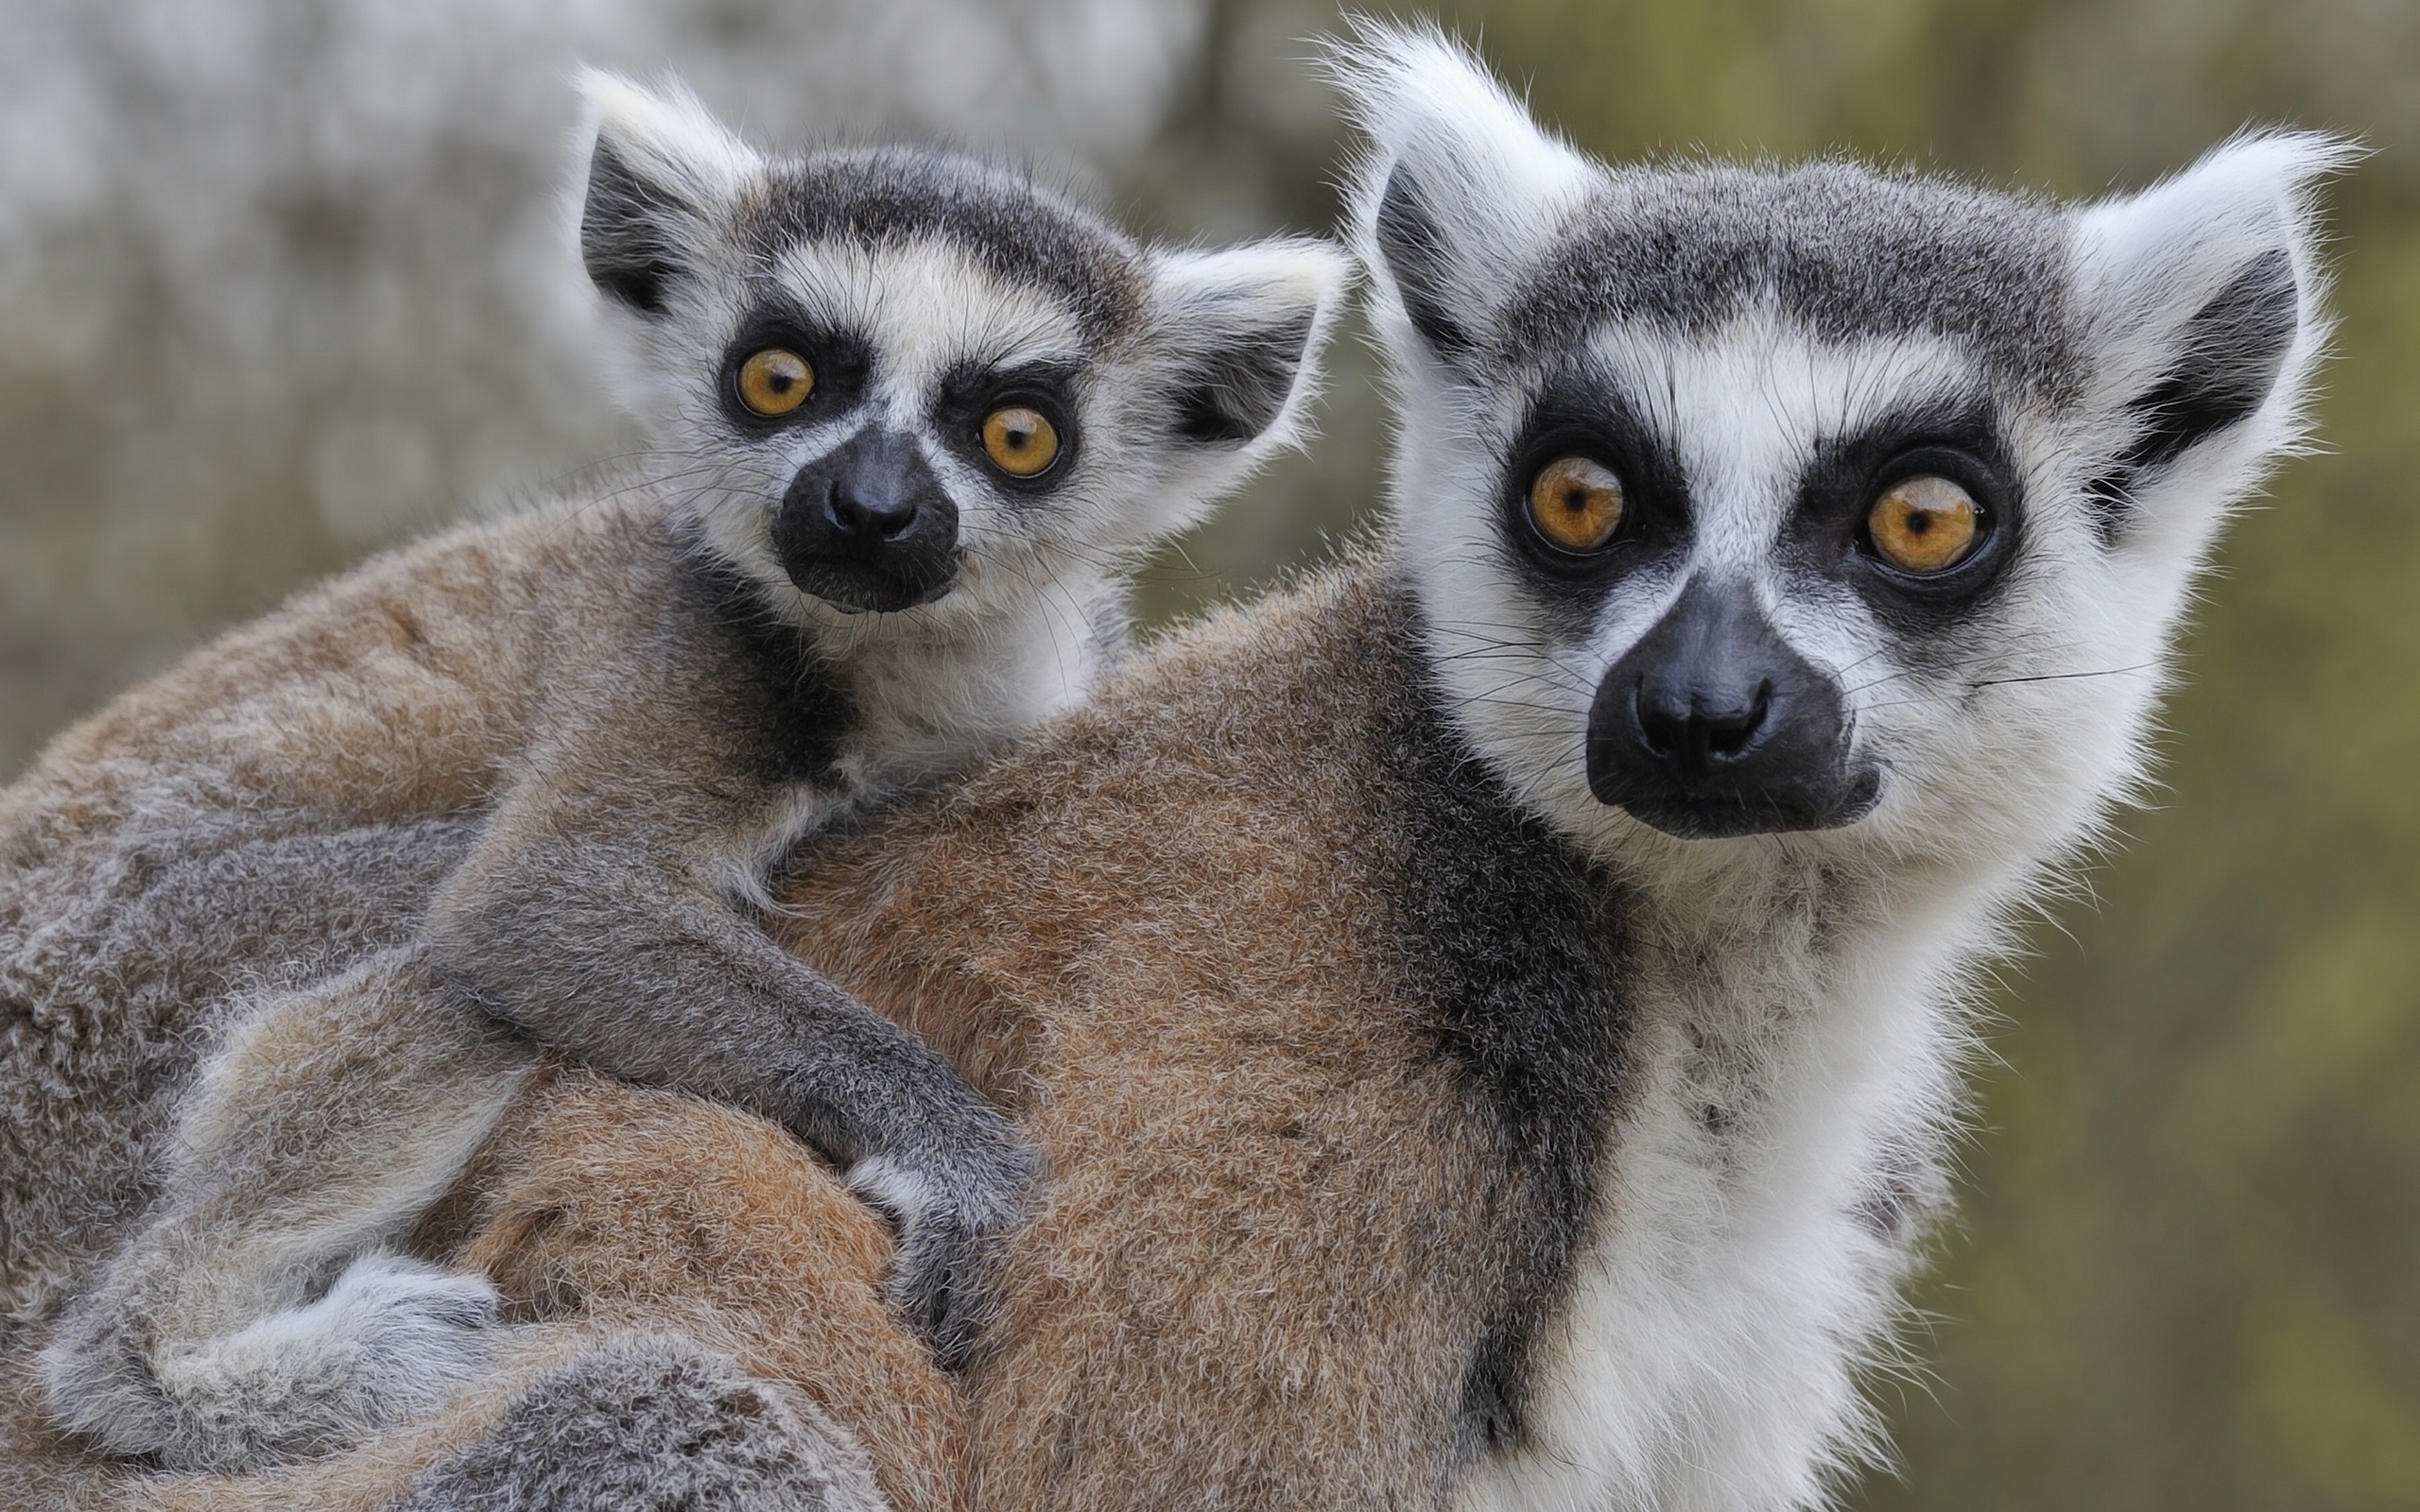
[1341,34,2341,871]
[578,73,1342,627]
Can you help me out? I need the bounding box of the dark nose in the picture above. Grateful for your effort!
[1635,674,1772,778]
[824,470,919,541]
[1584,576,1878,837]
[772,428,959,613]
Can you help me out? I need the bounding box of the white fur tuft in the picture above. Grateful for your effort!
[1325,19,1593,223]
[1149,236,1353,464]
[574,67,765,212]
[2066,129,2355,646]
[1325,21,1593,363]
[39,1253,500,1469]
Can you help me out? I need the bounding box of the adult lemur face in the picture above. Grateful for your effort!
[1338,27,2344,871]
[575,73,1343,627]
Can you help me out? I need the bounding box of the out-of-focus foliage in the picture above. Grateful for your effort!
[3,1,2416,1505]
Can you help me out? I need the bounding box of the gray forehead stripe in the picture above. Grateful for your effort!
[743,148,1149,345]
[1502,162,2080,395]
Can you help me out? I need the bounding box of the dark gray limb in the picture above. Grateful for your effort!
[391,1334,890,1512]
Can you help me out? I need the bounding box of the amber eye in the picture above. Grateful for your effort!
[981,405,1062,478]
[1526,455,1626,553]
[736,349,814,417]
[1867,474,1982,575]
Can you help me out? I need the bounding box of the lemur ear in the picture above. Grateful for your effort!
[2072,132,2354,535]
[1328,23,1593,367]
[574,70,763,317]
[1148,238,1350,451]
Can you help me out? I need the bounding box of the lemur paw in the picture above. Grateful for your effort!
[848,1132,1039,1372]
[41,1251,502,1469]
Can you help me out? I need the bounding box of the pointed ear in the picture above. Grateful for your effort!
[573,70,763,317]
[1146,237,1350,452]
[1327,23,1594,366]
[2073,131,2355,533]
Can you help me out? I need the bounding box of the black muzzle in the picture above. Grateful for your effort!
[771,428,959,613]
[1584,577,1880,837]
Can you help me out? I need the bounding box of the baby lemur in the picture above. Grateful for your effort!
[7,72,1343,1470]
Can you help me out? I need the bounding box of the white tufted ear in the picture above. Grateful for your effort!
[1146,236,1352,455]
[1327,22,1595,367]
[2072,131,2355,541]
[572,69,765,317]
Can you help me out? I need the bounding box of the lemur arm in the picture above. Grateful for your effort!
[423,735,1030,1368]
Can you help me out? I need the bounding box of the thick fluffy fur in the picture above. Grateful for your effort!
[1325,31,2342,1507]
[0,1064,957,1512]
[4,73,1343,1478]
[326,37,2340,1512]
[387,1334,891,1512]
[7,30,2341,1512]
[10,567,1635,1510]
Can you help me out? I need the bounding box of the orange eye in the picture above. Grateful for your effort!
[1867,475,1981,574]
[1526,455,1625,552]
[981,405,1062,477]
[736,348,814,417]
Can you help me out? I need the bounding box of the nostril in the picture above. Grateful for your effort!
[1632,679,1684,758]
[1632,678,1772,775]
[1701,681,1772,760]
[825,483,918,541]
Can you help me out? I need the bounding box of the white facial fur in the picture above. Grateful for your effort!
[1343,26,2344,896]
[572,70,1348,655]
[1336,24,2347,1511]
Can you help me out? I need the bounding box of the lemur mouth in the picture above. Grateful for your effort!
[1603,778,1883,840]
[772,428,962,614]
[1582,577,1883,838]
[782,556,960,614]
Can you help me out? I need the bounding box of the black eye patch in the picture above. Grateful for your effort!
[1782,401,2022,628]
[717,305,873,434]
[1496,373,1694,616]
[933,358,1084,494]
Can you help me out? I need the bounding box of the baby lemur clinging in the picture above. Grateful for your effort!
[10,72,1343,1469]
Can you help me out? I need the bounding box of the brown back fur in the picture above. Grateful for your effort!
[7,559,1594,1510]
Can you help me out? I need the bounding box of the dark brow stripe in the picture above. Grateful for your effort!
[743,148,1149,346]
[1501,162,2079,396]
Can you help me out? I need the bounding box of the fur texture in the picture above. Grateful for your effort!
[322,36,2336,1510]
[387,1335,890,1512]
[1335,29,2344,1507]
[5,28,2341,1512]
[5,72,1343,1478]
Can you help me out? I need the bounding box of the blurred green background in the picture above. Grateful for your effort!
[4,0,2415,1504]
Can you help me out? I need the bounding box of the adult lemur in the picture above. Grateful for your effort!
[3,72,1343,1472]
[9,26,2341,1512]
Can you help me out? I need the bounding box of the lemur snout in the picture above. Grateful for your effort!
[773,427,960,614]
[1635,674,1770,769]
[826,472,921,541]
[1586,578,1879,838]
